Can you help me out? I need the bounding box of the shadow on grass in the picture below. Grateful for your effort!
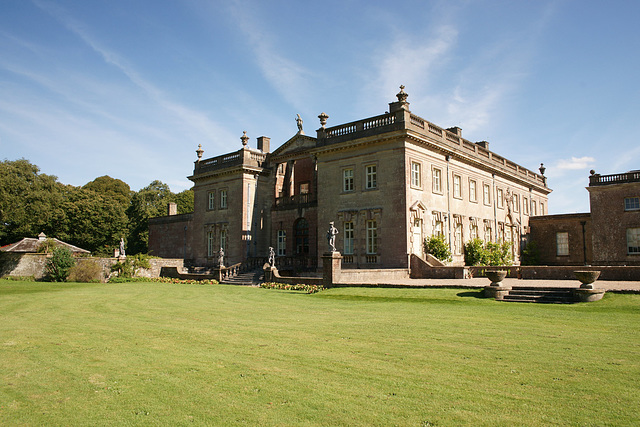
[456,290,485,299]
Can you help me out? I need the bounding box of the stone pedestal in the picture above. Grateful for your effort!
[573,288,605,302]
[263,264,278,282]
[484,286,511,300]
[322,251,342,288]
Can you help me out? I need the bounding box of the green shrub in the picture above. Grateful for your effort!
[111,254,152,278]
[44,247,76,282]
[464,238,488,266]
[68,259,104,283]
[464,240,513,266]
[424,235,452,262]
[521,240,540,265]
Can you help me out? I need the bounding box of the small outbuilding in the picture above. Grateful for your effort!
[1,232,90,255]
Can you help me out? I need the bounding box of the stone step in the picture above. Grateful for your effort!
[221,270,263,286]
[502,286,577,304]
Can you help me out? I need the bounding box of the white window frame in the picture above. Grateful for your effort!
[207,231,215,257]
[531,200,537,216]
[410,161,422,188]
[469,179,477,203]
[523,197,529,215]
[433,168,442,193]
[556,232,569,256]
[366,220,378,254]
[483,184,491,206]
[365,165,377,190]
[220,189,228,209]
[624,197,640,211]
[344,222,354,255]
[220,229,227,254]
[497,188,504,209]
[513,194,519,213]
[453,174,462,199]
[277,230,286,256]
[208,191,215,210]
[343,168,354,192]
[627,228,640,254]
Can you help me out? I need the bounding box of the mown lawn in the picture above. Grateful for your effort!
[1,280,639,426]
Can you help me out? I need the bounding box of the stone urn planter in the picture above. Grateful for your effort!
[486,270,508,286]
[574,270,601,289]
[484,270,509,300]
[573,270,605,302]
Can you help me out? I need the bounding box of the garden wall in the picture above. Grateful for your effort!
[0,252,185,281]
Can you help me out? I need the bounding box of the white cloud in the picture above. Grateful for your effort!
[556,156,596,170]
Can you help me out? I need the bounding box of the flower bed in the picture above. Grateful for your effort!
[260,282,324,294]
[108,277,219,285]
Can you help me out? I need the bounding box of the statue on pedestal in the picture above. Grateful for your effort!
[217,248,225,268]
[119,238,126,258]
[327,221,339,253]
[268,246,276,268]
[296,114,304,134]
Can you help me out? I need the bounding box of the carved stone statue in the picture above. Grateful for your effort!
[327,221,339,252]
[119,238,126,258]
[296,114,304,134]
[268,246,276,267]
[217,247,225,268]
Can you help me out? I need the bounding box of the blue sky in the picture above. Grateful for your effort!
[1,0,638,214]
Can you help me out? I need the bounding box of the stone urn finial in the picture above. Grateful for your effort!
[396,85,408,103]
[241,131,249,147]
[196,144,204,161]
[318,112,329,129]
[539,163,546,176]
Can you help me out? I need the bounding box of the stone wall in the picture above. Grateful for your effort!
[148,213,193,259]
[0,252,185,281]
[528,213,592,265]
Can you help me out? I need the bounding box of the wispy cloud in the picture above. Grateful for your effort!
[226,0,316,113]
[32,0,233,145]
[556,156,596,170]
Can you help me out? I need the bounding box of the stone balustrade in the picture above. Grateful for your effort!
[318,110,547,188]
[589,170,640,186]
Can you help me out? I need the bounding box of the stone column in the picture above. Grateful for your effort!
[322,252,342,288]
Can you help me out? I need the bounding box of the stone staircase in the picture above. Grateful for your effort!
[502,286,576,304]
[220,269,264,286]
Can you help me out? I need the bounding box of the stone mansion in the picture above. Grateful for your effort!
[149,87,551,270]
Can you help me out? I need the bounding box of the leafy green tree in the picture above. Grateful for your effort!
[521,240,540,265]
[0,159,65,245]
[126,181,174,254]
[424,235,452,262]
[44,246,76,282]
[173,189,194,214]
[57,187,129,255]
[83,176,131,206]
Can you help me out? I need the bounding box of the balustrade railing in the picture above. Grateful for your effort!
[274,193,317,209]
[590,171,640,186]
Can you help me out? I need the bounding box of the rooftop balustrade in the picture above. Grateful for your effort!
[194,148,267,175]
[317,110,547,189]
[589,170,640,186]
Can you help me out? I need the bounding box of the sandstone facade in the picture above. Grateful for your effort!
[149,87,550,270]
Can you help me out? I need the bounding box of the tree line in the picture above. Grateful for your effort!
[0,159,193,256]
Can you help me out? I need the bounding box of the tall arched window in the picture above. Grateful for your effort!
[295,218,309,255]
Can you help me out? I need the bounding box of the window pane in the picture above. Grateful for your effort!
[344,222,354,254]
[367,220,377,254]
[220,190,227,209]
[343,169,354,192]
[625,197,640,211]
[556,232,569,256]
[627,228,640,254]
[366,165,377,189]
[433,169,441,193]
